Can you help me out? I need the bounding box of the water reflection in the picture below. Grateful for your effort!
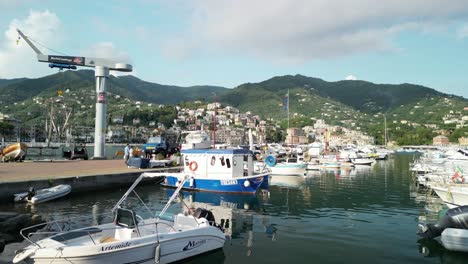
[4,155,468,263]
[164,188,277,259]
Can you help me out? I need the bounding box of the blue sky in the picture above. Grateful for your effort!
[0,0,468,98]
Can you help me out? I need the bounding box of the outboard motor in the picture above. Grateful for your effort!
[194,208,215,224]
[27,187,36,200]
[418,206,468,239]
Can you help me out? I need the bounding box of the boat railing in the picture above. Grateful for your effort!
[20,213,180,248]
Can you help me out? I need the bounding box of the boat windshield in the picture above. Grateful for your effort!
[148,136,162,143]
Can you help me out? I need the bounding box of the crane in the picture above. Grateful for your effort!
[17,29,133,159]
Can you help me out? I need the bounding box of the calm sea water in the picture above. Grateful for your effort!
[2,154,468,263]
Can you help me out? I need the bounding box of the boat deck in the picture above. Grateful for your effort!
[0,160,170,183]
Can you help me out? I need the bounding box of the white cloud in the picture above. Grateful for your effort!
[0,11,135,79]
[345,75,357,81]
[457,24,468,39]
[167,0,468,63]
[80,42,135,77]
[0,10,62,79]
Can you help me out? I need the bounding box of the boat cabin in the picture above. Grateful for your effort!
[182,149,252,179]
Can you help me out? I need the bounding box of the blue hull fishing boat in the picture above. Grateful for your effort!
[153,149,269,194]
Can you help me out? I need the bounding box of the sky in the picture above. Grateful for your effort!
[0,0,467,98]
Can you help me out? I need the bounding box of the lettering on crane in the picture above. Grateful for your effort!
[49,55,85,66]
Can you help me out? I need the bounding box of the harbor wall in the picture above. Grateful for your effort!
[0,172,163,203]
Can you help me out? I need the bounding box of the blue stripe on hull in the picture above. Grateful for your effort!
[162,175,268,194]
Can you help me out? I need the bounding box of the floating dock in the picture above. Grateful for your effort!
[0,160,178,202]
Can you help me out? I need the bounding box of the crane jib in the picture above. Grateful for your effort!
[48,55,85,66]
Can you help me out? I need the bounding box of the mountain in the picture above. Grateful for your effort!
[223,74,454,113]
[0,78,28,88]
[0,70,228,104]
[1,71,466,144]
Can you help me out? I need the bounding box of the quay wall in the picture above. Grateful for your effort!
[0,172,163,203]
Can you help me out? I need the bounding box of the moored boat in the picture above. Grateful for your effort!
[266,156,307,176]
[13,173,225,264]
[158,149,269,194]
[418,205,468,252]
[14,184,72,204]
[1,142,27,161]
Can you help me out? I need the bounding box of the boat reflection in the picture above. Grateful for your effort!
[417,238,468,263]
[269,175,305,188]
[165,189,277,257]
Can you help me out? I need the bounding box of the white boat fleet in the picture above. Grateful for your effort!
[10,137,400,263]
[412,148,468,252]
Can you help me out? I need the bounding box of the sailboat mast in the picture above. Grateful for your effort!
[384,114,387,146]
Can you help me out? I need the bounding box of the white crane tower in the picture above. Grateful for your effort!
[17,29,133,159]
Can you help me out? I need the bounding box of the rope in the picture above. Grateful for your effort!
[27,36,69,56]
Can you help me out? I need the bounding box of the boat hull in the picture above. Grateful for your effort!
[162,174,268,194]
[269,164,306,175]
[440,228,468,252]
[2,143,27,160]
[432,185,468,208]
[17,233,224,264]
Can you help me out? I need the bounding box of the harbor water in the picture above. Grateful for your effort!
[1,154,467,263]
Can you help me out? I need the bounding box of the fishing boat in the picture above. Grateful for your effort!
[418,205,468,253]
[157,149,269,194]
[13,173,225,264]
[14,184,72,204]
[1,142,27,161]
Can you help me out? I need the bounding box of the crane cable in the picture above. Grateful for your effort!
[16,32,69,56]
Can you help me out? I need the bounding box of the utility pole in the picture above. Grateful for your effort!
[213,93,216,149]
[17,29,132,159]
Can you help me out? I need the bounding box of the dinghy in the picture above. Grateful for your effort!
[418,205,468,252]
[14,184,72,204]
[13,173,225,264]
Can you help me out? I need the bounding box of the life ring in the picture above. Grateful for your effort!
[189,161,198,172]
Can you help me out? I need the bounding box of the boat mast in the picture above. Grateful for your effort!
[384,113,387,146]
[213,93,216,149]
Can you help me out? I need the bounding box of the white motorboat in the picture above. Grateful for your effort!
[266,156,306,176]
[431,184,468,208]
[13,174,225,264]
[14,184,72,204]
[180,130,212,150]
[351,158,374,166]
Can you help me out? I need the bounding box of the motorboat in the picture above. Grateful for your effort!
[13,173,225,264]
[418,205,468,252]
[1,142,27,161]
[266,155,306,176]
[431,184,468,208]
[180,130,212,150]
[158,149,269,194]
[351,158,374,166]
[14,184,72,204]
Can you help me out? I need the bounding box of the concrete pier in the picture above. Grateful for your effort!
[0,160,179,202]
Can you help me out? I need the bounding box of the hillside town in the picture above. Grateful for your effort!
[1,96,466,148]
